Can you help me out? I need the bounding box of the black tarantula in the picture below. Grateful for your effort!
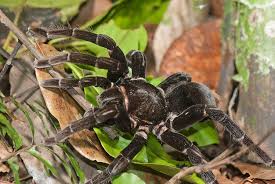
[29,27,274,184]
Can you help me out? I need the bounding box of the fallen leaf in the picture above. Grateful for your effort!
[153,0,209,71]
[212,169,236,184]
[233,162,275,180]
[0,119,12,174]
[210,0,224,18]
[35,43,111,163]
[160,19,222,90]
[8,54,74,183]
[0,140,11,173]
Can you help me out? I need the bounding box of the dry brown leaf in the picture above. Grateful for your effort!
[8,56,74,183]
[233,162,275,180]
[210,0,224,18]
[0,140,11,173]
[212,169,236,184]
[35,43,111,163]
[160,19,222,90]
[153,0,209,71]
[0,143,11,174]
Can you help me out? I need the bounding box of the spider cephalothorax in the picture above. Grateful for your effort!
[30,27,275,184]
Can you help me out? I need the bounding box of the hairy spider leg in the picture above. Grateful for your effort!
[158,72,192,93]
[168,104,275,167]
[30,27,128,82]
[43,104,120,145]
[126,50,147,78]
[41,76,112,89]
[152,123,218,184]
[167,104,207,131]
[86,125,149,184]
[34,52,127,73]
[206,107,275,167]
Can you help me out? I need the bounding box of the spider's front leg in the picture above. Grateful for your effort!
[152,122,217,184]
[41,76,112,89]
[29,27,128,82]
[43,104,121,145]
[34,52,127,76]
[86,125,149,184]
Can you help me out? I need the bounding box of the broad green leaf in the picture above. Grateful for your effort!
[28,148,58,177]
[183,121,219,147]
[52,20,148,55]
[0,113,23,149]
[67,63,102,106]
[113,172,145,184]
[7,157,20,184]
[94,129,189,174]
[94,21,148,54]
[59,144,85,184]
[112,0,170,29]
[81,0,169,29]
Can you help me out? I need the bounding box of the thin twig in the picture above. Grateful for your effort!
[228,87,238,119]
[0,9,92,112]
[0,9,43,59]
[3,5,24,49]
[0,41,22,83]
[0,45,37,83]
[166,126,275,184]
[0,144,34,163]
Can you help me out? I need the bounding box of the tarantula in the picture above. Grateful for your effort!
[29,27,274,184]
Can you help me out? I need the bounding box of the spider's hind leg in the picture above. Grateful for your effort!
[206,107,275,167]
[168,103,275,167]
[152,123,218,184]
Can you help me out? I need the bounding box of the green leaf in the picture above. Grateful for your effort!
[52,20,148,56]
[0,0,85,22]
[113,172,145,184]
[94,128,189,175]
[38,146,77,183]
[0,0,85,8]
[112,0,170,29]
[59,144,85,184]
[146,76,165,86]
[0,113,23,149]
[94,21,148,54]
[12,98,35,140]
[183,121,219,147]
[28,148,58,177]
[0,97,7,113]
[7,157,20,184]
[67,63,102,106]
